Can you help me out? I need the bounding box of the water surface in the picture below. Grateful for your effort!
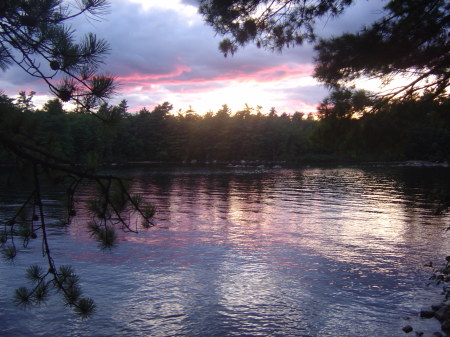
[1,165,449,336]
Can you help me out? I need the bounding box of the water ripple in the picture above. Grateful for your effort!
[0,166,449,336]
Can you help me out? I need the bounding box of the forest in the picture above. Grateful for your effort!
[1,91,449,167]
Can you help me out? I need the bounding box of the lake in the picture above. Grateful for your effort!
[1,164,449,336]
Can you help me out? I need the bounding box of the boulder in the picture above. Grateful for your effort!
[441,319,450,333]
[432,303,444,312]
[435,302,450,322]
[420,310,436,318]
[402,325,413,333]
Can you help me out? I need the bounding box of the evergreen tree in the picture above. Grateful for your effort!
[0,1,155,318]
[0,0,115,109]
[199,0,449,100]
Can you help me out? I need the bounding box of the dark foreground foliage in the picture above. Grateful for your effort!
[0,94,156,318]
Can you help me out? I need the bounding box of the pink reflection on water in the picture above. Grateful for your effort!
[65,168,450,275]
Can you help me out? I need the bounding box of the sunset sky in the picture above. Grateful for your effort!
[0,0,385,115]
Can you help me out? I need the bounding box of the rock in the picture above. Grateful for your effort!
[402,325,413,333]
[420,310,435,318]
[435,302,450,322]
[433,332,444,337]
[441,319,450,333]
[432,303,444,312]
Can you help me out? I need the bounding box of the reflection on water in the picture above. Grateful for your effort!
[1,165,449,336]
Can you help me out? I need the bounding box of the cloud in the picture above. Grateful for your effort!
[281,85,329,106]
[180,0,199,6]
[315,1,385,38]
[0,0,386,114]
[116,63,313,89]
[75,0,321,113]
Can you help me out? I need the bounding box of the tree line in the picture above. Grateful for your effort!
[1,92,449,167]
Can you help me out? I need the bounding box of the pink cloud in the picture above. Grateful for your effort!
[116,64,192,83]
[219,63,314,83]
[116,63,314,94]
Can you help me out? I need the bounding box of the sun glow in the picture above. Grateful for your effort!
[352,73,435,99]
[113,61,319,114]
[123,73,320,115]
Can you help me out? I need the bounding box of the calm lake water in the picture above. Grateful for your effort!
[1,165,450,337]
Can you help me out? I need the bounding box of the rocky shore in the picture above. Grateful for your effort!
[403,301,450,336]
[403,258,450,336]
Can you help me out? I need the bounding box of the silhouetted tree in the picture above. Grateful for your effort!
[16,90,35,111]
[43,98,65,115]
[314,0,450,101]
[0,0,115,110]
[199,0,449,101]
[318,87,374,120]
[0,1,154,319]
